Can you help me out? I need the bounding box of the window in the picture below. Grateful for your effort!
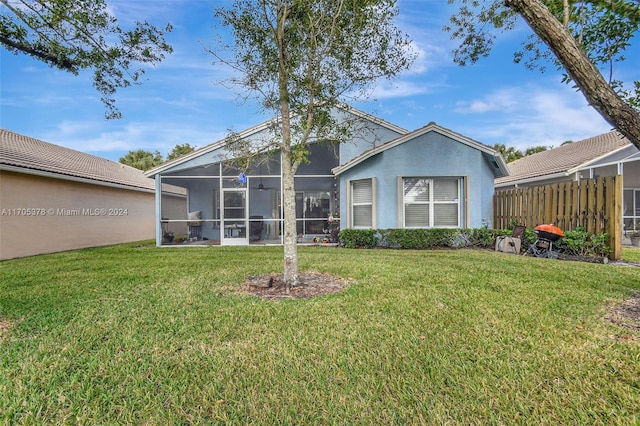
[351,179,373,228]
[623,189,640,233]
[296,191,331,235]
[403,178,460,228]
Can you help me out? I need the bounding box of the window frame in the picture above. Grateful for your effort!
[402,177,462,228]
[350,178,375,229]
[623,188,640,233]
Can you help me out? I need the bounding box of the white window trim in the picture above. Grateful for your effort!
[349,178,376,229]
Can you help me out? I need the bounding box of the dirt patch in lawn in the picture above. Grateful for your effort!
[0,319,13,342]
[0,320,9,332]
[244,271,350,300]
[605,292,640,332]
[0,317,24,342]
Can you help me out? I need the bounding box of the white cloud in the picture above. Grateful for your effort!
[453,82,613,150]
[454,88,520,114]
[42,119,231,159]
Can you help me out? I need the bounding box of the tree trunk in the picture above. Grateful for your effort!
[281,145,299,292]
[277,4,299,293]
[505,0,640,150]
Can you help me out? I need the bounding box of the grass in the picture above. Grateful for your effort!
[622,246,640,264]
[1,243,639,424]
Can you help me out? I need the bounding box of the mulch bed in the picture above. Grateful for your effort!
[244,271,350,300]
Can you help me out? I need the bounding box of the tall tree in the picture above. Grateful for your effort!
[214,0,414,290]
[0,0,173,118]
[167,143,196,161]
[119,149,163,171]
[492,143,524,163]
[444,0,640,149]
[524,145,549,156]
[492,143,549,163]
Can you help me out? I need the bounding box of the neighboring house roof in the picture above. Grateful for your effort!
[145,104,409,177]
[332,121,509,177]
[495,131,633,187]
[0,129,185,195]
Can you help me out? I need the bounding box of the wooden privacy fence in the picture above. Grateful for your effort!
[494,176,622,259]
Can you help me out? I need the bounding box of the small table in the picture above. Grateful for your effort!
[224,225,246,238]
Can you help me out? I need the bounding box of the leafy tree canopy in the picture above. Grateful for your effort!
[119,149,163,171]
[524,145,549,156]
[493,143,524,163]
[444,0,640,148]
[119,144,198,170]
[166,143,196,161]
[492,143,549,163]
[214,0,415,163]
[0,0,173,119]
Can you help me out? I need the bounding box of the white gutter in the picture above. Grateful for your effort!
[495,171,572,188]
[566,144,633,175]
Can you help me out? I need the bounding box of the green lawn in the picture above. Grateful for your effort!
[1,243,639,424]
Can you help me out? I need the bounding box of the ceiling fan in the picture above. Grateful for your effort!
[250,165,278,191]
[252,176,276,191]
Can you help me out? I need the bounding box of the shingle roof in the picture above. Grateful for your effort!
[0,129,184,194]
[495,131,632,186]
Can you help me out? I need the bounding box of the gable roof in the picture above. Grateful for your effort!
[0,129,184,195]
[332,121,509,176]
[494,131,633,187]
[145,104,409,177]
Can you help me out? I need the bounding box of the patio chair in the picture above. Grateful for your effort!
[495,225,526,254]
[187,210,202,241]
[249,216,264,241]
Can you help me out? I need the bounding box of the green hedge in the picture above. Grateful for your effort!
[338,228,515,250]
[338,228,378,249]
[379,228,459,249]
[338,226,608,257]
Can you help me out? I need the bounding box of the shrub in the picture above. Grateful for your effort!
[557,227,610,257]
[338,229,378,249]
[379,228,459,249]
[467,228,510,248]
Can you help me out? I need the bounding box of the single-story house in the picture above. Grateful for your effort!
[494,131,640,237]
[0,129,186,260]
[145,107,508,246]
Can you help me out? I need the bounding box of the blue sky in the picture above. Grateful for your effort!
[1,0,638,162]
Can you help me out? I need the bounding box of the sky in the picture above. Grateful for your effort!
[1,0,639,163]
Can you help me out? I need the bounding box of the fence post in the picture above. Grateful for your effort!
[608,176,622,260]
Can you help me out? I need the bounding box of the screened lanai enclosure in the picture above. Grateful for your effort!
[154,143,340,246]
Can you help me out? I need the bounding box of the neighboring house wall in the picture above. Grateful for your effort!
[0,170,186,260]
